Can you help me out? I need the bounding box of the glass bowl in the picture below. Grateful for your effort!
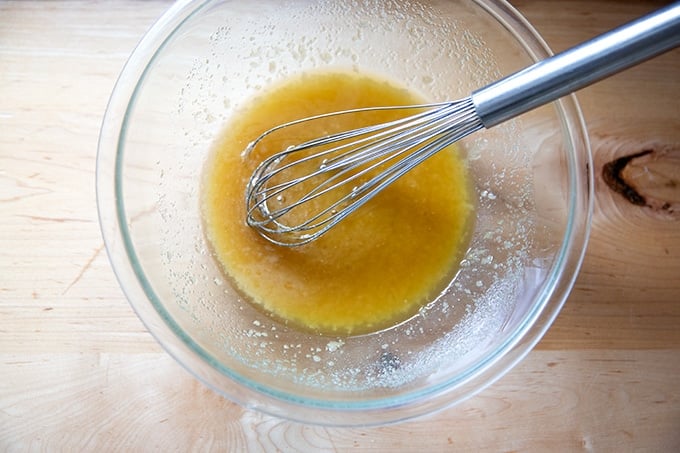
[96,0,592,426]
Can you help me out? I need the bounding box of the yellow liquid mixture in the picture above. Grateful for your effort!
[202,71,474,335]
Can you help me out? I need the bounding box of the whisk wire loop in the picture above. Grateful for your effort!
[245,98,482,245]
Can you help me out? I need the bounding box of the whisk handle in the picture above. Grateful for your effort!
[472,2,680,128]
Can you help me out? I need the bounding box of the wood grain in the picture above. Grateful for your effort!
[515,0,680,351]
[1,1,679,451]
[2,351,678,451]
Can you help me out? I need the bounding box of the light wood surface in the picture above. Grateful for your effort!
[1,0,679,450]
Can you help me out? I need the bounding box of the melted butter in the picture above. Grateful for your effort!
[202,71,474,336]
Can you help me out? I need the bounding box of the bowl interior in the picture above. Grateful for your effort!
[98,0,591,425]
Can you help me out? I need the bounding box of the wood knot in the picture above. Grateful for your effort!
[602,148,680,215]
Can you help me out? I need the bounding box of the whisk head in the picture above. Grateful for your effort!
[244,97,482,246]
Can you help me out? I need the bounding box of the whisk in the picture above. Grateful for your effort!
[245,3,680,246]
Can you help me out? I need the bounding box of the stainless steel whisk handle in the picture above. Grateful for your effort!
[472,2,680,128]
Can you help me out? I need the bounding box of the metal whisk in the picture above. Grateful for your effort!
[245,3,680,246]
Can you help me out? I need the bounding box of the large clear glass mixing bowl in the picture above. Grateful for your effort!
[97,0,592,426]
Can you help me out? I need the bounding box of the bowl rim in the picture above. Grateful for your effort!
[96,0,593,427]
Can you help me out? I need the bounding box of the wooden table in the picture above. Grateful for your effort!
[2,1,679,450]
